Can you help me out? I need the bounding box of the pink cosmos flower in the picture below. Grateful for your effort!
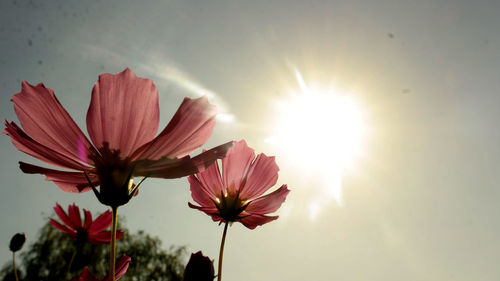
[188,140,289,229]
[50,202,123,245]
[4,68,232,207]
[72,254,130,281]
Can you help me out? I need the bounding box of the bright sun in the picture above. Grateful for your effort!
[266,70,367,217]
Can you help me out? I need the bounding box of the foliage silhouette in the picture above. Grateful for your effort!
[1,217,186,281]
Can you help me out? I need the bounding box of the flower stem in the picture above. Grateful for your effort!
[65,250,77,280]
[217,222,229,281]
[12,252,19,281]
[109,206,118,281]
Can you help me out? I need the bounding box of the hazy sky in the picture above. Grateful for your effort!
[1,0,500,280]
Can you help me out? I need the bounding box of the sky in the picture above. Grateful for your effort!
[1,0,500,280]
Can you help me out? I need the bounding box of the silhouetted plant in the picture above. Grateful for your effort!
[0,219,186,281]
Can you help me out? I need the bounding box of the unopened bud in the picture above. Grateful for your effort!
[9,233,26,252]
[183,251,215,281]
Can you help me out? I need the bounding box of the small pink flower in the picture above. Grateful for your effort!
[72,254,130,281]
[188,140,289,229]
[4,68,232,207]
[50,202,123,245]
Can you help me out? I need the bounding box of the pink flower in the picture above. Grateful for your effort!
[72,254,130,281]
[4,68,232,207]
[188,140,289,229]
[50,202,123,245]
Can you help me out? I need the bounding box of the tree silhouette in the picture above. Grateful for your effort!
[1,219,186,281]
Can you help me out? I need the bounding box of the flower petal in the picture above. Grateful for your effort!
[134,141,233,178]
[10,81,95,167]
[222,140,255,194]
[188,175,217,207]
[4,121,88,171]
[240,153,279,200]
[83,209,93,230]
[238,213,278,229]
[53,202,77,230]
[68,203,82,229]
[195,158,223,198]
[245,185,289,215]
[188,202,223,223]
[49,219,76,236]
[111,254,132,281]
[19,162,97,193]
[131,96,216,161]
[77,267,100,281]
[87,230,123,245]
[86,68,159,157]
[88,210,112,233]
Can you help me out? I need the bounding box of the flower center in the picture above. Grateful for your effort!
[214,190,249,222]
[75,228,88,245]
[90,143,135,207]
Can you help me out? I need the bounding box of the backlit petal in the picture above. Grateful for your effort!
[88,210,112,233]
[188,202,223,223]
[53,202,77,230]
[83,209,93,230]
[19,162,97,193]
[49,219,75,236]
[240,153,279,200]
[68,204,82,229]
[188,175,217,207]
[134,141,233,178]
[246,185,289,214]
[5,121,88,171]
[131,96,216,161]
[195,159,223,198]
[222,140,255,194]
[88,231,121,245]
[10,81,95,167]
[238,213,278,229]
[86,68,159,157]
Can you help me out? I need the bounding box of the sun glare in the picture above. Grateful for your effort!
[267,69,367,217]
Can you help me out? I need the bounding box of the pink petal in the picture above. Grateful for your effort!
[195,158,224,198]
[19,162,97,193]
[188,175,218,207]
[53,202,77,230]
[10,81,95,167]
[77,267,100,281]
[88,230,123,245]
[222,140,255,194]
[86,68,159,157]
[188,202,223,223]
[68,203,83,229]
[88,210,112,233]
[49,219,76,237]
[131,96,216,161]
[83,209,93,230]
[134,141,233,179]
[245,185,289,215]
[105,254,131,281]
[239,153,279,200]
[238,213,278,229]
[4,121,88,171]
[116,230,124,240]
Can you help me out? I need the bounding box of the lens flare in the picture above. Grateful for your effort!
[268,68,367,218]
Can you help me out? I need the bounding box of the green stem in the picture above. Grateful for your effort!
[217,222,229,281]
[65,249,77,280]
[109,206,118,281]
[12,252,19,281]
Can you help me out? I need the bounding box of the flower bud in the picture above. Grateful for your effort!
[183,251,215,281]
[9,233,26,252]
